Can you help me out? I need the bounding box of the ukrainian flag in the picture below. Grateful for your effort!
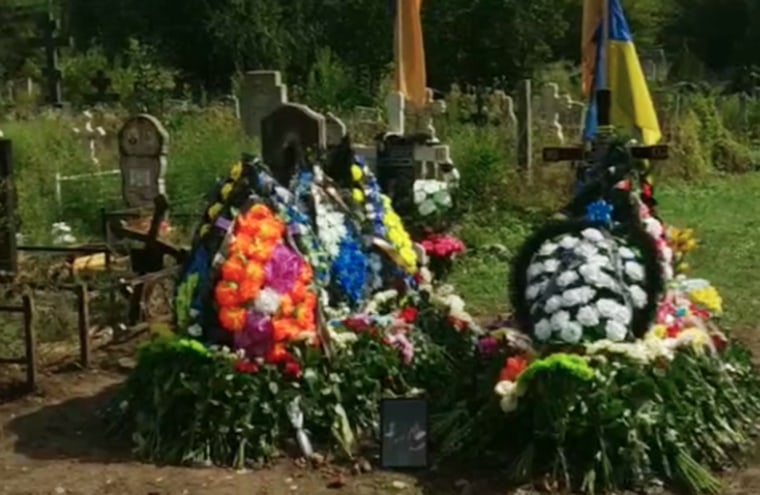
[581,0,661,145]
[390,0,427,107]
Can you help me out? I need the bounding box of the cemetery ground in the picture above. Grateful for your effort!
[0,172,759,494]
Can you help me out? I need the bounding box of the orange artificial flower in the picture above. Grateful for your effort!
[499,356,528,383]
[290,281,307,303]
[244,261,266,284]
[265,343,289,364]
[235,204,274,236]
[238,277,263,301]
[220,256,247,283]
[299,263,313,284]
[272,318,300,342]
[293,304,314,330]
[219,306,246,332]
[257,218,285,243]
[214,281,241,307]
[279,294,295,317]
[302,292,317,311]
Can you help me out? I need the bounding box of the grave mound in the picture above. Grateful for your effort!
[105,150,479,467]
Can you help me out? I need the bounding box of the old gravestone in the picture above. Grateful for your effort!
[261,103,326,186]
[240,71,288,140]
[118,114,168,209]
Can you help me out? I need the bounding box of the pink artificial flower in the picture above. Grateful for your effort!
[420,234,465,259]
[264,243,303,293]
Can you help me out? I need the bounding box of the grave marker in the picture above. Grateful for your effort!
[325,112,347,147]
[380,398,429,469]
[32,12,72,107]
[261,103,326,185]
[240,71,288,140]
[118,114,169,209]
[375,135,417,217]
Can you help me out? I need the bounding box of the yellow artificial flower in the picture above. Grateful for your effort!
[677,327,709,353]
[230,162,243,180]
[399,246,417,271]
[199,224,211,238]
[220,182,234,200]
[385,212,402,228]
[208,202,223,219]
[388,229,403,246]
[350,164,364,182]
[688,286,723,314]
[647,324,667,340]
[352,188,365,203]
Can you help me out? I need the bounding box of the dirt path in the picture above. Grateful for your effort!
[1,334,760,495]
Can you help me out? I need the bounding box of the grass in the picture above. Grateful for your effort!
[450,172,760,333]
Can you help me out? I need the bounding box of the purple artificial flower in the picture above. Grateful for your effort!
[477,336,499,357]
[234,311,274,357]
[264,243,303,294]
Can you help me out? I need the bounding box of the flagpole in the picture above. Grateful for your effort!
[599,0,609,90]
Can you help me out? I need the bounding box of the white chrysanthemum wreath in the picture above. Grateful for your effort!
[524,227,650,344]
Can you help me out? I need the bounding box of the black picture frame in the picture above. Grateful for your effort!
[379,397,430,470]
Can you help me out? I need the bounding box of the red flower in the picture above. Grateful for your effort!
[400,307,418,323]
[499,356,528,382]
[283,360,302,380]
[666,325,680,338]
[711,332,728,353]
[234,360,259,374]
[448,316,467,331]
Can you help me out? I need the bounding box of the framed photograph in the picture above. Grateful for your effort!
[379,397,429,469]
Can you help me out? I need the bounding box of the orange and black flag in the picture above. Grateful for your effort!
[389,0,427,107]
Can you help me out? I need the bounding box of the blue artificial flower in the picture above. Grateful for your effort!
[332,235,368,305]
[586,199,614,226]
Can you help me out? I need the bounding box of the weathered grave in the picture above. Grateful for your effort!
[32,12,72,107]
[118,114,169,209]
[261,103,326,185]
[325,112,347,147]
[375,135,417,217]
[240,70,288,140]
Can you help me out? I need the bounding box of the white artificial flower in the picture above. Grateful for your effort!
[560,321,584,344]
[550,310,571,331]
[539,242,559,256]
[579,263,604,285]
[605,320,628,342]
[624,261,645,281]
[254,287,282,314]
[557,270,579,288]
[494,380,515,396]
[612,304,632,326]
[577,305,600,327]
[527,262,544,280]
[644,218,664,238]
[577,242,599,258]
[544,259,560,273]
[545,295,563,313]
[414,187,426,204]
[187,324,203,337]
[629,285,648,308]
[525,282,545,301]
[618,246,636,259]
[596,298,619,319]
[587,254,611,266]
[561,288,585,308]
[581,228,605,243]
[433,189,452,207]
[418,199,437,216]
[500,393,519,413]
[534,319,552,341]
[559,235,580,250]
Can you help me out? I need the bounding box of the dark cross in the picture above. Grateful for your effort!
[32,13,72,107]
[89,69,118,103]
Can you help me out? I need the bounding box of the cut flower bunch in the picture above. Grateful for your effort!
[108,152,481,467]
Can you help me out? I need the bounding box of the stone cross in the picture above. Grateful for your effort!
[32,12,72,107]
[490,90,518,138]
[89,69,118,104]
[118,114,169,209]
[240,70,288,140]
[72,110,107,168]
[537,83,566,143]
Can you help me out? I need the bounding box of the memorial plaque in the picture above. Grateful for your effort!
[118,114,169,209]
[261,103,326,186]
[380,398,429,469]
[376,136,416,217]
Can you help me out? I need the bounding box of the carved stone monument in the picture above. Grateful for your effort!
[240,71,288,140]
[118,114,169,209]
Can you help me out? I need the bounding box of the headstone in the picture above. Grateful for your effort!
[375,135,416,216]
[537,83,565,143]
[261,103,326,185]
[491,90,518,135]
[118,114,169,209]
[379,398,429,469]
[386,92,405,135]
[517,80,533,180]
[325,112,347,147]
[405,88,446,141]
[32,12,72,107]
[240,71,288,139]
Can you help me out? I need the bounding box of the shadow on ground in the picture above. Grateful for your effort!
[4,382,133,464]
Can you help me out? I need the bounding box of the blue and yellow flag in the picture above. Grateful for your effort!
[390,0,427,107]
[581,0,661,144]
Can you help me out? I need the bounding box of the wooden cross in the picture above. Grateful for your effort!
[32,12,72,107]
[89,69,118,104]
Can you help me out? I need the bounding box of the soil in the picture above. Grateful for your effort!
[0,332,759,495]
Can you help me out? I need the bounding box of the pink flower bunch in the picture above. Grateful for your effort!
[420,234,465,259]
